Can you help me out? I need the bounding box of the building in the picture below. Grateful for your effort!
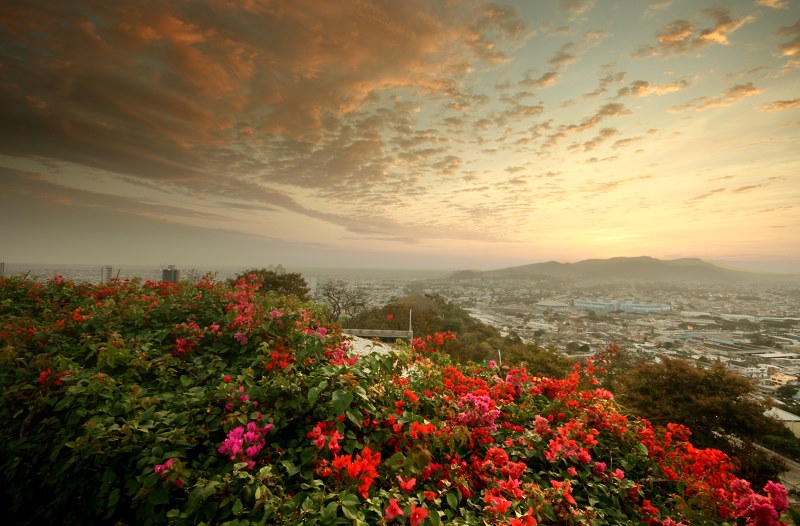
[534,300,569,312]
[101,266,113,283]
[770,373,798,387]
[620,301,671,314]
[765,408,800,438]
[573,298,618,312]
[162,265,180,283]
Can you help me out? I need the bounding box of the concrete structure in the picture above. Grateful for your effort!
[620,301,671,314]
[770,373,798,386]
[162,265,180,283]
[573,298,618,312]
[766,408,800,439]
[535,300,569,312]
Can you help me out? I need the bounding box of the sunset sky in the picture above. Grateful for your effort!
[1,0,798,271]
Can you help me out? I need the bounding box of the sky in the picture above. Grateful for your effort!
[1,0,799,272]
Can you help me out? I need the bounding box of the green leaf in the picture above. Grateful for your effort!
[308,386,320,406]
[331,389,354,415]
[322,501,338,520]
[446,491,458,510]
[232,498,244,515]
[180,375,192,387]
[281,460,300,477]
[107,488,120,508]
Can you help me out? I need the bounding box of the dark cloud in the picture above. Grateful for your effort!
[0,0,526,207]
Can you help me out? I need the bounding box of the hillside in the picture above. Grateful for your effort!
[0,275,793,525]
[343,294,573,375]
[448,256,794,283]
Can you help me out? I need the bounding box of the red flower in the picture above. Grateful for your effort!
[38,368,52,385]
[398,475,417,492]
[386,314,394,320]
[384,498,404,520]
[410,504,428,526]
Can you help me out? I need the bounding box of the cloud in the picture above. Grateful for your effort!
[761,98,800,111]
[0,0,527,205]
[670,83,761,112]
[566,103,629,133]
[584,72,626,98]
[777,20,800,57]
[732,184,764,193]
[549,42,577,68]
[616,79,691,97]
[580,127,619,151]
[757,0,789,8]
[689,187,727,201]
[634,8,754,57]
[559,0,596,19]
[520,71,559,89]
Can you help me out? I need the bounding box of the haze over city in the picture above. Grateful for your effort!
[1,0,798,272]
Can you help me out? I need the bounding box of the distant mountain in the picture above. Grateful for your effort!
[447,256,795,283]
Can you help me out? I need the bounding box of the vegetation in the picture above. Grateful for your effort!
[318,279,369,321]
[229,268,311,300]
[0,275,794,525]
[615,356,794,488]
[344,294,573,377]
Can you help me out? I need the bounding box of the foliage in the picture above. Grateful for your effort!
[343,294,561,368]
[0,275,792,526]
[318,279,369,321]
[617,357,791,487]
[502,342,575,378]
[229,268,311,300]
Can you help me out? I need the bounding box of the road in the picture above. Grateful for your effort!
[754,443,800,493]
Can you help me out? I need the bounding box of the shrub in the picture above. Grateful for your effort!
[0,275,790,525]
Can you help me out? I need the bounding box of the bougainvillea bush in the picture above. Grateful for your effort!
[0,275,792,525]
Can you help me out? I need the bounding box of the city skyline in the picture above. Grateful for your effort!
[1,1,799,271]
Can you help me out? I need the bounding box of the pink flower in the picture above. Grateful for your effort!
[385,498,404,520]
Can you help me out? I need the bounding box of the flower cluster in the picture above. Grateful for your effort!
[218,422,274,470]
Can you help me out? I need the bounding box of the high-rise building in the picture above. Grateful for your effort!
[101,266,113,283]
[162,265,180,283]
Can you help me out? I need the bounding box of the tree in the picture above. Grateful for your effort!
[229,268,310,300]
[318,279,368,321]
[503,342,574,378]
[617,358,788,484]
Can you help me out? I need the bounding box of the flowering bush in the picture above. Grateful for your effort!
[0,275,792,525]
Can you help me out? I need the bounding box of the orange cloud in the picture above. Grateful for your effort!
[760,98,800,111]
[566,103,629,132]
[757,0,789,8]
[777,21,800,57]
[670,83,761,112]
[634,8,753,57]
[616,79,690,97]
